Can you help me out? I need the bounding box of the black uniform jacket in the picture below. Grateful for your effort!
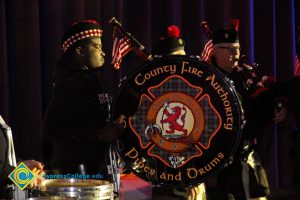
[0,125,14,197]
[43,67,110,172]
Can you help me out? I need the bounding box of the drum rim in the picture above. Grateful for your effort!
[42,179,114,191]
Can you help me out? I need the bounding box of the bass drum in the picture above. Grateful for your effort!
[113,55,244,187]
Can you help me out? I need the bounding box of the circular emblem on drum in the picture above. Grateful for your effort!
[113,55,243,187]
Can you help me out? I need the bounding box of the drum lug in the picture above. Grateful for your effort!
[188,55,200,60]
[241,119,247,129]
[224,156,234,167]
[225,77,235,87]
[118,76,128,88]
[153,55,162,59]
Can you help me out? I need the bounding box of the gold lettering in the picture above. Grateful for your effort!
[135,65,177,86]
[223,100,230,107]
[134,158,145,169]
[160,172,181,181]
[184,152,224,179]
[226,116,233,124]
[150,70,158,77]
[144,166,150,173]
[160,172,167,180]
[181,62,189,74]
[170,65,176,74]
[210,157,220,167]
[125,147,138,159]
[124,148,156,176]
[218,152,224,159]
[144,73,151,80]
[204,164,212,172]
[197,70,204,77]
[198,168,206,175]
[135,73,145,86]
[217,87,225,95]
[163,65,170,72]
[167,173,174,180]
[187,168,198,179]
[206,74,215,83]
[156,67,164,74]
[150,169,156,176]
[175,172,182,181]
[220,92,229,101]
[191,67,198,76]
[224,123,233,130]
[225,107,232,115]
[212,83,220,90]
[206,74,234,131]
[181,62,203,77]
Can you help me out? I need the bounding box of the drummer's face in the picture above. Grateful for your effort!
[83,37,105,69]
[214,42,240,72]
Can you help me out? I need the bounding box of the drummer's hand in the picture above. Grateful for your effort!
[27,174,45,189]
[22,160,44,173]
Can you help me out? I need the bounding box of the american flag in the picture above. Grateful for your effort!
[200,31,213,63]
[295,55,300,76]
[111,30,133,70]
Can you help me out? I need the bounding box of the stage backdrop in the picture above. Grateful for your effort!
[0,0,299,190]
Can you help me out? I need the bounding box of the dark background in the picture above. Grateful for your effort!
[0,0,299,191]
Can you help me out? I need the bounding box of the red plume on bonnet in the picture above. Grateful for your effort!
[230,19,240,32]
[83,19,99,25]
[152,25,185,55]
[71,19,99,26]
[167,25,180,38]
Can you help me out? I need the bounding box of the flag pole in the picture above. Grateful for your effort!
[109,17,152,61]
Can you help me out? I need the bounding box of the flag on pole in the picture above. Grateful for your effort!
[200,38,213,63]
[295,55,300,76]
[200,21,214,63]
[111,29,133,70]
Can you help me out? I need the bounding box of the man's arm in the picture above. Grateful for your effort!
[0,161,14,184]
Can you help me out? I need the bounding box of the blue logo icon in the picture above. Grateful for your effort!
[8,162,36,190]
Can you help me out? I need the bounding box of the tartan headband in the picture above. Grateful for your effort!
[62,29,103,52]
[61,20,103,52]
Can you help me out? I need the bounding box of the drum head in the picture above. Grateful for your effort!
[113,55,243,187]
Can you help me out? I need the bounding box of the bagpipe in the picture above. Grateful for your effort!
[109,17,151,70]
[236,55,273,94]
[200,20,273,95]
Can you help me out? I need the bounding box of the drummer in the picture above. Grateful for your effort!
[151,25,206,200]
[210,20,270,200]
[43,20,125,177]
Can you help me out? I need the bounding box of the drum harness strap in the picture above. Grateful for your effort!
[0,115,28,200]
